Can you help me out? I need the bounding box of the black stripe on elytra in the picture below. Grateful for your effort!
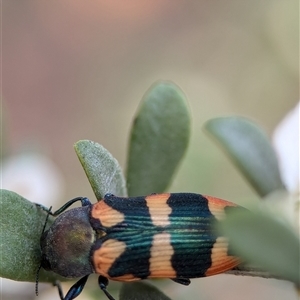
[99,195,154,279]
[167,193,217,277]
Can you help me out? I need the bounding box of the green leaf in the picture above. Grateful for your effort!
[204,117,285,197]
[119,282,172,300]
[217,209,300,284]
[126,81,191,196]
[0,189,65,282]
[74,140,127,199]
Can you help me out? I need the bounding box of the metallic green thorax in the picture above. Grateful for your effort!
[40,206,94,278]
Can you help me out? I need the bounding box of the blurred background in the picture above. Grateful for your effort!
[1,1,298,299]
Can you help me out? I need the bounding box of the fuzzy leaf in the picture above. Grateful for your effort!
[205,117,285,197]
[217,209,300,284]
[0,189,65,282]
[126,81,191,196]
[74,140,127,199]
[119,282,172,300]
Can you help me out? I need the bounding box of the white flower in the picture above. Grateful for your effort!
[272,102,299,226]
[1,151,65,298]
[273,102,299,194]
[1,152,64,206]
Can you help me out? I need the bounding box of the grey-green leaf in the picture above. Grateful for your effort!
[74,140,127,199]
[0,189,65,282]
[217,209,300,284]
[204,117,285,197]
[126,81,191,196]
[119,282,172,300]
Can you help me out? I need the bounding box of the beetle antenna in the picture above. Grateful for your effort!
[35,264,42,296]
[35,206,53,296]
[41,206,52,235]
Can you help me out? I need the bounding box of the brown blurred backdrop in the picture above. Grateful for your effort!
[2,1,298,299]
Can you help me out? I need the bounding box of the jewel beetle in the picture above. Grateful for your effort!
[36,193,243,300]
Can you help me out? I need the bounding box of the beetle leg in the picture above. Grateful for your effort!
[55,275,89,300]
[171,278,191,285]
[98,276,115,300]
[53,280,64,300]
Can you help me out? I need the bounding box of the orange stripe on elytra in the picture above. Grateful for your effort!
[108,273,139,282]
[205,237,240,276]
[149,232,176,278]
[91,201,125,228]
[205,195,237,221]
[145,193,172,227]
[93,239,126,278]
